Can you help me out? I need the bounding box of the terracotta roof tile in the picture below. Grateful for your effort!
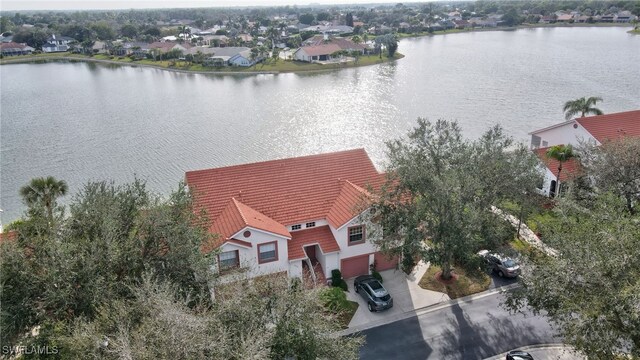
[576,110,640,143]
[0,230,17,243]
[288,226,340,260]
[534,147,581,181]
[326,180,371,229]
[186,149,382,250]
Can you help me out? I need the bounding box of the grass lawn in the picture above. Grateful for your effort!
[2,52,403,74]
[419,265,491,299]
[508,238,548,265]
[337,301,359,329]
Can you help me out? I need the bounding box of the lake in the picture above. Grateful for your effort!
[2,27,639,223]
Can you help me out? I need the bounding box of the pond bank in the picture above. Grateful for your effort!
[0,53,404,75]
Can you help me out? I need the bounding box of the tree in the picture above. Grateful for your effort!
[563,96,604,120]
[370,119,541,279]
[2,180,214,348]
[89,21,115,40]
[19,176,68,224]
[579,137,640,214]
[178,25,191,43]
[546,144,575,197]
[351,35,362,44]
[316,12,332,22]
[299,13,314,25]
[504,194,640,359]
[346,12,354,27]
[120,24,138,39]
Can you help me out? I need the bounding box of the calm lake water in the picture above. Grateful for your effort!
[2,27,639,223]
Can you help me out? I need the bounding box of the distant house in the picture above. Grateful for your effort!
[529,110,640,196]
[1,42,34,56]
[200,35,229,47]
[229,49,258,67]
[191,46,259,67]
[556,14,574,22]
[454,19,470,29]
[42,35,75,53]
[294,43,341,62]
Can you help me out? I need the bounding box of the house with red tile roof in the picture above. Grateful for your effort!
[185,149,396,283]
[529,110,640,196]
[293,37,366,63]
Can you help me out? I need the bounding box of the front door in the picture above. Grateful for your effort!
[305,246,317,262]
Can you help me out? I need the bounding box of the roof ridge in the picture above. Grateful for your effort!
[231,197,249,226]
[186,148,367,175]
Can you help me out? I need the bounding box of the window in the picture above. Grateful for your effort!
[291,224,301,230]
[305,222,316,228]
[258,242,278,263]
[218,250,239,271]
[348,226,365,245]
[542,140,548,147]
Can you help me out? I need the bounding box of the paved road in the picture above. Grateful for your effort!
[358,291,560,360]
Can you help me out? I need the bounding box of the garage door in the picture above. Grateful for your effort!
[374,252,398,271]
[340,254,370,279]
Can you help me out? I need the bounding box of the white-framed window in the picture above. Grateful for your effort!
[305,222,316,228]
[218,250,239,271]
[258,242,278,263]
[348,225,365,245]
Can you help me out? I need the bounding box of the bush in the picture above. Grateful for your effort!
[372,271,383,283]
[321,287,351,312]
[330,269,348,291]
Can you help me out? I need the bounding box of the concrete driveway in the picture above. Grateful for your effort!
[345,263,449,329]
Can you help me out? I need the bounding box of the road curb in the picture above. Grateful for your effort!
[339,283,520,336]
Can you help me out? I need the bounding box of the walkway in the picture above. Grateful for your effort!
[491,206,558,257]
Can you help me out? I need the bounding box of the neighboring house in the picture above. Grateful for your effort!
[184,149,397,284]
[1,42,34,56]
[294,37,365,63]
[556,14,574,22]
[228,49,259,66]
[529,110,640,196]
[294,43,342,62]
[188,46,258,66]
[148,41,191,54]
[42,35,75,53]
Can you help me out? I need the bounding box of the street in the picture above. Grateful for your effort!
[358,291,560,359]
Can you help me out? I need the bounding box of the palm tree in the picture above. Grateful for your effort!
[546,145,575,197]
[20,176,68,221]
[563,96,604,120]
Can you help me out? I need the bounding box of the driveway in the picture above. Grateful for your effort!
[345,265,449,329]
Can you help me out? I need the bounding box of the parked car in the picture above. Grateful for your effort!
[506,350,534,360]
[354,275,393,312]
[478,250,521,278]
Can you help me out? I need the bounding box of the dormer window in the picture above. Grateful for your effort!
[291,224,302,230]
[305,222,316,228]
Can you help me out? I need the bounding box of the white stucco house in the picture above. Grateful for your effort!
[185,149,397,285]
[42,35,75,53]
[529,110,640,196]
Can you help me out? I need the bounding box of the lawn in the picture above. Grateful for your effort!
[419,265,491,299]
[2,52,404,74]
[337,301,359,329]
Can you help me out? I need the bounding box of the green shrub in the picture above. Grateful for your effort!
[330,269,348,291]
[321,287,350,312]
[372,271,383,283]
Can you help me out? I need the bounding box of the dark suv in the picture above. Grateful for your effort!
[478,250,521,278]
[354,275,393,312]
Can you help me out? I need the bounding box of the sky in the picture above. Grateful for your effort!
[1,0,424,11]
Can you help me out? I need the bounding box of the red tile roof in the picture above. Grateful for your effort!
[186,149,383,251]
[326,180,371,229]
[288,226,340,260]
[576,110,640,143]
[211,198,290,242]
[534,147,581,181]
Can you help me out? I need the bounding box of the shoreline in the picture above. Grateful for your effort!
[397,22,634,39]
[0,23,632,74]
[0,53,405,75]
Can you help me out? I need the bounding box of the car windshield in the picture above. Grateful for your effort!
[503,259,517,268]
[368,281,383,290]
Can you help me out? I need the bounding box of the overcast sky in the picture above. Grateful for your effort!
[1,0,424,11]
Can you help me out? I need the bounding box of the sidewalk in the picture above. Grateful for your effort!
[485,344,586,360]
[491,206,558,257]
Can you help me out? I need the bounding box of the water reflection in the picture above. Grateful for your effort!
[1,27,639,223]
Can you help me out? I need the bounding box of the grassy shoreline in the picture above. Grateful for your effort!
[0,52,404,75]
